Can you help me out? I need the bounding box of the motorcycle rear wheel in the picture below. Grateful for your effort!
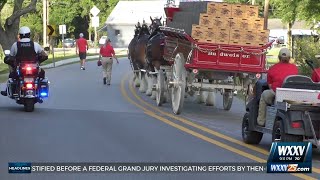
[24,99,35,112]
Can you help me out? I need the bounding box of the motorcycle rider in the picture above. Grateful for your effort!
[1,26,48,96]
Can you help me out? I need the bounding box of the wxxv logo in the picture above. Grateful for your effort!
[267,142,312,173]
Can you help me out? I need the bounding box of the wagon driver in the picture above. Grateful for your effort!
[257,48,299,126]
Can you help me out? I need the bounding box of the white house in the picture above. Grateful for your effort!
[268,19,318,45]
[101,0,167,48]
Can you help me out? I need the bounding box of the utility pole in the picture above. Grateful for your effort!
[42,0,47,46]
[46,0,50,47]
[263,0,270,30]
[89,15,92,41]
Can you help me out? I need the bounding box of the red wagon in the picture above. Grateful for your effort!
[156,26,273,114]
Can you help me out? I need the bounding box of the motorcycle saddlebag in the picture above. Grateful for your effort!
[39,78,49,97]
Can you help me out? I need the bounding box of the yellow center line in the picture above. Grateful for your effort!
[120,75,317,180]
[128,79,269,154]
[127,76,320,175]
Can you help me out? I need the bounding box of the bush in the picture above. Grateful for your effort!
[0,46,3,63]
[57,40,63,48]
[293,37,320,76]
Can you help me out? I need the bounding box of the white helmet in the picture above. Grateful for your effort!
[19,26,31,38]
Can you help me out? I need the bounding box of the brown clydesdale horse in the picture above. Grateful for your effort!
[129,22,150,93]
[128,24,141,87]
[146,16,168,71]
[144,16,171,98]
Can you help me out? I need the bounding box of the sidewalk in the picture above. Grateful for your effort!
[0,48,128,81]
[41,48,127,69]
[40,55,99,69]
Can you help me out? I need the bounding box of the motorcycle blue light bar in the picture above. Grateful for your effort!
[40,91,48,97]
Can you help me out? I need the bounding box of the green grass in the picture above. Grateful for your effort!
[0,52,99,74]
[42,52,98,66]
[267,56,279,64]
[0,64,9,74]
[0,74,7,83]
[266,47,281,56]
[266,47,280,65]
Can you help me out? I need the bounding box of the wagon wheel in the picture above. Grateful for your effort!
[171,53,186,115]
[223,89,233,111]
[156,69,165,106]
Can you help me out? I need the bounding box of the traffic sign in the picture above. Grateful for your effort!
[90,6,100,16]
[92,16,99,27]
[59,25,66,34]
[47,25,57,36]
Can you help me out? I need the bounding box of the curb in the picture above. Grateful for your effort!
[40,55,99,69]
[41,49,127,69]
[0,51,128,82]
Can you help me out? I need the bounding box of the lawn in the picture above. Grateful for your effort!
[266,47,281,56]
[266,47,280,65]
[0,51,98,74]
[266,47,296,65]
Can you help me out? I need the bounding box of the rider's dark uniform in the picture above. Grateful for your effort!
[6,41,46,79]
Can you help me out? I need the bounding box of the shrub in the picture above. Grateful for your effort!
[57,40,63,48]
[292,37,320,76]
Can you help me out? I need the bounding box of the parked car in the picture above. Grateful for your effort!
[62,38,75,48]
[99,36,108,45]
[276,36,285,44]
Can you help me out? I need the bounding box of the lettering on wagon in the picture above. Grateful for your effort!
[207,51,250,59]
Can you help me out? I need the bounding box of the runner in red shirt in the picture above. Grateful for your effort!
[76,33,88,70]
[98,38,119,85]
[257,48,299,126]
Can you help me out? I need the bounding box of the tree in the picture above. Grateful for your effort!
[270,0,301,50]
[0,0,38,50]
[48,0,118,42]
[298,0,320,28]
[20,3,43,42]
[263,0,269,29]
[293,37,320,75]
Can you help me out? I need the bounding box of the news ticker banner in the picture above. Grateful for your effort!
[267,142,312,173]
[9,163,266,173]
[8,142,313,174]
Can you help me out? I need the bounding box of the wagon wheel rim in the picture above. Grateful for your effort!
[171,53,186,114]
[156,70,165,106]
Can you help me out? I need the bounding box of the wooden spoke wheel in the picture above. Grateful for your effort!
[223,89,233,111]
[171,53,186,115]
[156,69,165,106]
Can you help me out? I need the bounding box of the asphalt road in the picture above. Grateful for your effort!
[0,58,319,180]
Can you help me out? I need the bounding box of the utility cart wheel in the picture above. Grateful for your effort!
[156,69,165,106]
[272,119,303,142]
[223,89,233,111]
[171,53,186,115]
[242,113,263,144]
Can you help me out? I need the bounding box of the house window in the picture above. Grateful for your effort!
[115,29,120,35]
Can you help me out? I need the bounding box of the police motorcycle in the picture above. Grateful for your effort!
[3,49,50,112]
[242,60,320,150]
